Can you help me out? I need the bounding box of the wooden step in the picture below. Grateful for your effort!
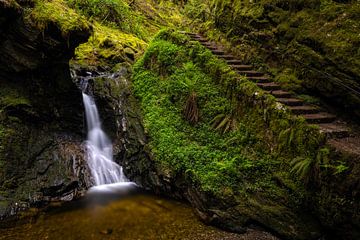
[318,123,350,138]
[288,105,320,114]
[229,65,253,71]
[246,76,269,83]
[256,82,281,90]
[266,90,292,98]
[277,98,303,106]
[301,112,336,124]
[218,55,234,60]
[237,71,264,77]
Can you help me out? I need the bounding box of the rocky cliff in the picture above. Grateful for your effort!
[0,0,92,217]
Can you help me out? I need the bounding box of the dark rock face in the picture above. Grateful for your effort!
[72,66,149,178]
[123,154,323,240]
[0,0,92,218]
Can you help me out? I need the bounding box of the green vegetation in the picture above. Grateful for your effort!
[27,0,91,35]
[132,30,336,196]
[131,28,359,237]
[1,0,359,237]
[26,0,189,68]
[184,0,360,117]
[73,22,146,68]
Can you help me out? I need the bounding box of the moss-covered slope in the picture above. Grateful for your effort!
[128,29,360,239]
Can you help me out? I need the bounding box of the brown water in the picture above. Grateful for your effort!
[0,185,279,240]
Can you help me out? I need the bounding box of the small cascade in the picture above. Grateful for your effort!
[82,92,128,185]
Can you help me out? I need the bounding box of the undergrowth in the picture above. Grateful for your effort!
[132,29,337,196]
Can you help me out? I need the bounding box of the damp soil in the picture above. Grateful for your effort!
[0,185,279,240]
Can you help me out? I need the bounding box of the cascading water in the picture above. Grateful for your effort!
[82,92,128,186]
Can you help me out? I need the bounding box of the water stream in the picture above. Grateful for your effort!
[82,92,128,186]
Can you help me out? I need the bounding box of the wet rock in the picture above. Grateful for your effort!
[0,0,92,218]
[100,229,113,235]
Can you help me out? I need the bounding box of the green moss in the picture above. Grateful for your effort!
[274,68,302,91]
[185,0,360,117]
[27,0,91,35]
[73,22,146,68]
[133,30,330,198]
[67,0,190,68]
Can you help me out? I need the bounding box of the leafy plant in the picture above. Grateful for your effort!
[210,112,238,133]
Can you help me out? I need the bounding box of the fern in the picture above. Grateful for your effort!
[290,156,313,183]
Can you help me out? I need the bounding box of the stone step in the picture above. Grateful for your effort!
[211,49,226,55]
[246,76,269,83]
[206,46,218,51]
[288,105,320,114]
[226,59,245,65]
[256,82,281,91]
[218,55,234,60]
[202,43,216,48]
[180,31,195,36]
[195,38,208,43]
[277,98,304,106]
[237,71,264,77]
[266,90,292,98]
[301,112,336,124]
[318,123,350,138]
[229,65,253,71]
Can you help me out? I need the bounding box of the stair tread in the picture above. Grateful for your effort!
[288,105,320,114]
[246,76,268,79]
[238,71,264,75]
[301,112,336,124]
[289,105,319,110]
[302,112,335,118]
[226,60,244,64]
[257,82,280,87]
[218,55,234,60]
[212,49,225,53]
[328,137,360,154]
[230,64,252,68]
[277,98,303,102]
[277,98,303,106]
[318,123,349,132]
[267,90,292,97]
[318,123,350,138]
[256,82,281,90]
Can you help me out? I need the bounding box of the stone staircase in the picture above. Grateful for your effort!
[186,33,351,139]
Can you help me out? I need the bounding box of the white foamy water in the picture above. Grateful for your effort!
[82,93,128,186]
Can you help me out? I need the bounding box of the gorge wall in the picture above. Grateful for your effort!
[0,0,92,217]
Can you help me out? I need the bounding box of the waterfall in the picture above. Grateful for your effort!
[82,92,128,186]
